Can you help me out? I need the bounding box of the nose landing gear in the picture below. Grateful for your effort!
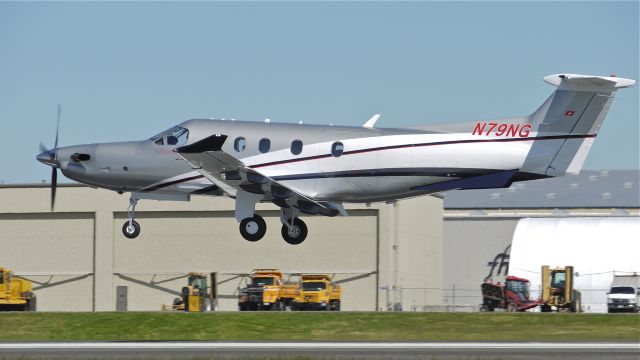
[122,197,140,239]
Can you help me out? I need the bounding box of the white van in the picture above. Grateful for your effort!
[607,275,640,313]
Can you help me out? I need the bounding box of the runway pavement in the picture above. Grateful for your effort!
[0,342,639,359]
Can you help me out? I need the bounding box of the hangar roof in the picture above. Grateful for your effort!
[443,170,640,209]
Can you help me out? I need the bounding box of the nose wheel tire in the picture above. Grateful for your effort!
[239,214,267,242]
[281,218,308,245]
[122,220,141,239]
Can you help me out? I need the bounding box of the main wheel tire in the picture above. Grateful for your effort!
[122,220,141,239]
[335,300,341,311]
[281,218,308,245]
[506,302,518,312]
[239,215,267,242]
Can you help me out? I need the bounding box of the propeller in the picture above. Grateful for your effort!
[50,104,61,210]
[39,105,61,211]
[52,105,61,210]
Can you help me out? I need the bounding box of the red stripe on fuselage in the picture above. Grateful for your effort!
[249,134,596,169]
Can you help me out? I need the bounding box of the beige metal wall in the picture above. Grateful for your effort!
[0,184,443,311]
[0,213,95,311]
[113,209,379,311]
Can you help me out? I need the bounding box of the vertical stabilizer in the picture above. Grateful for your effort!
[521,74,635,176]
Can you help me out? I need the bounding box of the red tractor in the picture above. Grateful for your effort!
[481,276,540,312]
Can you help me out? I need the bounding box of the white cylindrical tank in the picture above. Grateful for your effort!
[509,217,640,313]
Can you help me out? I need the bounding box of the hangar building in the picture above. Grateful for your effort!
[0,184,443,312]
[443,170,640,311]
[2,169,637,313]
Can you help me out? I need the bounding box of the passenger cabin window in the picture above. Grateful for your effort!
[291,140,303,155]
[234,137,246,152]
[331,142,344,157]
[259,138,271,153]
[151,126,189,146]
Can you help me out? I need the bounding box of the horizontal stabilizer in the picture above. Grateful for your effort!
[543,74,635,91]
[411,170,517,192]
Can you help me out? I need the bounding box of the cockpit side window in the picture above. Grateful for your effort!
[151,127,189,146]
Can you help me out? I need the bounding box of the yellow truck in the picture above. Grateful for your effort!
[239,269,300,311]
[0,267,36,311]
[295,274,341,311]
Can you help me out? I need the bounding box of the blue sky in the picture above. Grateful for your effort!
[0,1,638,184]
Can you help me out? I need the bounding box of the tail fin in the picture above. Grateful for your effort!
[521,74,635,176]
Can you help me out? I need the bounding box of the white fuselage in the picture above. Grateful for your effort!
[118,119,555,203]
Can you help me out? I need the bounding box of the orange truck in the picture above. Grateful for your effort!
[238,269,300,311]
[295,274,341,311]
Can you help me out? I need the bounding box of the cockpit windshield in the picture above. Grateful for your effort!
[150,126,189,146]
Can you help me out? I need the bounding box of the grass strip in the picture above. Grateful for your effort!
[0,312,638,342]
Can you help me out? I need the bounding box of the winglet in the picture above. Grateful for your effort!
[363,114,381,129]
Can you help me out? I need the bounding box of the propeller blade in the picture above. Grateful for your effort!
[54,104,61,151]
[51,168,57,211]
[39,141,48,153]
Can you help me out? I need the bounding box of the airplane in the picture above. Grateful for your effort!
[37,73,635,244]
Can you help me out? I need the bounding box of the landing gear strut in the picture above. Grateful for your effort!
[239,214,267,242]
[280,208,307,245]
[122,197,140,239]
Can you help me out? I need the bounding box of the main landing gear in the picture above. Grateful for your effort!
[237,208,308,245]
[122,197,141,239]
[279,208,307,245]
[239,214,267,242]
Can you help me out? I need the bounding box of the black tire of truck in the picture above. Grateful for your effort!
[506,302,518,312]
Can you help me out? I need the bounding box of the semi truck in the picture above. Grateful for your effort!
[0,267,36,311]
[607,274,640,313]
[238,269,300,311]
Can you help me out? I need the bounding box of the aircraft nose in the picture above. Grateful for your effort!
[36,149,57,167]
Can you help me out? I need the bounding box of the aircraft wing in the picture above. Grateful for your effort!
[175,134,344,217]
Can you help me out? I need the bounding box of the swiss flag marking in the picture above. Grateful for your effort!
[565,110,575,116]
